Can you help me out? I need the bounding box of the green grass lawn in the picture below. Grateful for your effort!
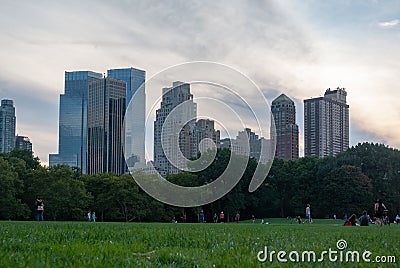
[1,220,398,267]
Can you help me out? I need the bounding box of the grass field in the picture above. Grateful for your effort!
[0,219,398,267]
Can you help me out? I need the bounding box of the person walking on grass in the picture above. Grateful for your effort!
[306,204,312,224]
[199,210,205,223]
[235,212,240,224]
[87,211,91,222]
[91,211,96,222]
[374,199,387,225]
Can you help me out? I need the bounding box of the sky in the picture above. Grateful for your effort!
[0,0,399,165]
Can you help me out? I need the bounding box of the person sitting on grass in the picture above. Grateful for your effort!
[359,211,370,226]
[395,214,400,224]
[344,214,357,226]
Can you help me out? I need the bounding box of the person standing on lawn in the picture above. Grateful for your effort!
[219,211,225,223]
[306,204,312,224]
[198,210,205,223]
[35,197,44,221]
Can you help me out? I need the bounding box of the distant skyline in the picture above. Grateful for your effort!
[0,0,399,165]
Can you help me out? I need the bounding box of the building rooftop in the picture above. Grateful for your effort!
[272,93,294,104]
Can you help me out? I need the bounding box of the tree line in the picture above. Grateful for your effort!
[1,142,399,222]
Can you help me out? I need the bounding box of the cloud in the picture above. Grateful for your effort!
[378,19,399,28]
[0,0,400,162]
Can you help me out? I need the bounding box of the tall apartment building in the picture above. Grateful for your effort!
[49,71,103,171]
[271,94,299,160]
[193,119,220,155]
[87,78,126,175]
[0,99,16,153]
[15,135,32,151]
[154,82,197,177]
[107,67,146,169]
[217,131,272,163]
[304,87,349,157]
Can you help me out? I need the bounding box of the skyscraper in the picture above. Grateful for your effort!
[304,87,349,157]
[87,78,126,175]
[154,81,197,177]
[49,71,102,172]
[107,67,146,169]
[15,135,32,151]
[0,99,16,153]
[193,119,220,155]
[231,128,261,160]
[271,94,299,160]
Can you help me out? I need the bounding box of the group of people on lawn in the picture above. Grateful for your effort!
[35,196,399,224]
[343,199,392,226]
[87,211,96,222]
[289,200,399,226]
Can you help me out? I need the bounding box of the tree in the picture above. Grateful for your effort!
[0,157,30,219]
[32,165,92,221]
[1,149,40,170]
[317,165,372,218]
[267,158,299,217]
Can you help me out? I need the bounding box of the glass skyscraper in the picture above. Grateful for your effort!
[107,67,146,169]
[87,78,126,175]
[0,99,16,153]
[49,71,102,172]
[15,135,33,151]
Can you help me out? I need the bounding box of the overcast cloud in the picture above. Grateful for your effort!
[0,0,399,164]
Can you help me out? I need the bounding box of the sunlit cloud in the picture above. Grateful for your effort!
[379,19,399,28]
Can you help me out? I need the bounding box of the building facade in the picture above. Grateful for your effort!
[0,99,16,153]
[220,138,231,150]
[15,135,32,151]
[231,128,262,160]
[87,78,127,175]
[193,119,220,155]
[154,82,197,177]
[271,94,299,160]
[107,67,146,169]
[304,88,349,157]
[49,71,103,171]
